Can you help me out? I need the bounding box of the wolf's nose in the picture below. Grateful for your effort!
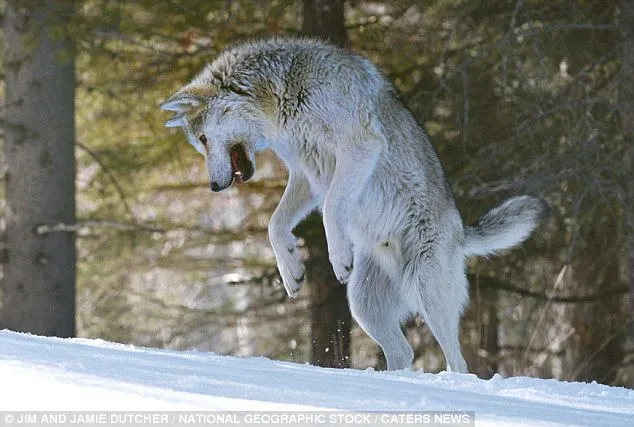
[210,181,221,192]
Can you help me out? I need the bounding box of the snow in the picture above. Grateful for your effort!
[1,329,633,426]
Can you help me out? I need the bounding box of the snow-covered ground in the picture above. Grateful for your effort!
[1,329,633,426]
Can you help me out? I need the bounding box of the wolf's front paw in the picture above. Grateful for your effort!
[328,241,353,284]
[275,245,306,298]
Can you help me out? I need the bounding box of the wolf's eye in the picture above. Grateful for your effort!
[198,134,207,146]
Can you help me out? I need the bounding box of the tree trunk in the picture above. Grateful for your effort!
[299,215,351,368]
[302,0,347,47]
[619,0,634,387]
[300,0,351,368]
[620,0,634,341]
[1,0,77,337]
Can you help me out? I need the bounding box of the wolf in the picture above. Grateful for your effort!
[160,36,549,373]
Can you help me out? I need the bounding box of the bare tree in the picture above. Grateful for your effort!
[617,0,634,387]
[303,0,347,47]
[620,0,634,341]
[301,0,351,368]
[1,0,77,337]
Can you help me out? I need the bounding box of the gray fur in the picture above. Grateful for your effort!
[161,37,549,373]
[464,196,550,257]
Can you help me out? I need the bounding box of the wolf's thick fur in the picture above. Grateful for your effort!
[161,37,549,373]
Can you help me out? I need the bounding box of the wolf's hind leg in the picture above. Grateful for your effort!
[419,269,469,374]
[347,250,413,370]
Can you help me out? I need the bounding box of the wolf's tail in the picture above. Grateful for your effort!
[463,195,550,257]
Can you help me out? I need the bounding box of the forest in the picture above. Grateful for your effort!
[0,0,632,388]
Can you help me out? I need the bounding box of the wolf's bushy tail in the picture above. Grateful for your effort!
[463,195,550,257]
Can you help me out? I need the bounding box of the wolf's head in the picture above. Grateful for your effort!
[160,57,272,191]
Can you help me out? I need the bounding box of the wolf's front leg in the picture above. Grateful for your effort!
[323,137,385,284]
[269,170,317,298]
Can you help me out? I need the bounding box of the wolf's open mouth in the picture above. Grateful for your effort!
[230,144,254,185]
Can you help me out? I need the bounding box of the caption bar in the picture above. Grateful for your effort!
[1,411,475,426]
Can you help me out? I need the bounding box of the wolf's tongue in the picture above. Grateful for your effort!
[230,146,245,184]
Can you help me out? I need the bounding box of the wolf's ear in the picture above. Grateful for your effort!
[160,91,203,113]
[164,115,187,128]
[160,90,204,128]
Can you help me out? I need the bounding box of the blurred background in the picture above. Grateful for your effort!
[1,0,633,388]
